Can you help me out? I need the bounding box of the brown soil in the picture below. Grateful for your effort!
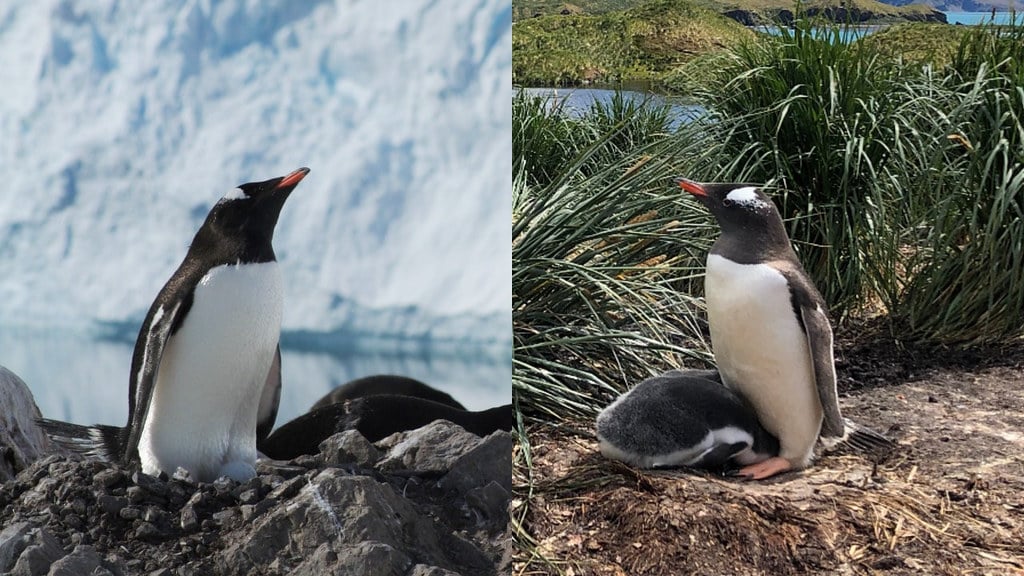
[512,338,1024,576]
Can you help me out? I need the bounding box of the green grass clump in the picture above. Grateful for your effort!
[896,22,1024,343]
[513,91,586,189]
[860,22,968,67]
[513,100,719,421]
[513,88,678,188]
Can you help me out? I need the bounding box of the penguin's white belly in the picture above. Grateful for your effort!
[705,254,822,466]
[138,262,283,482]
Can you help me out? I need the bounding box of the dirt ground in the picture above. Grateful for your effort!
[512,338,1024,575]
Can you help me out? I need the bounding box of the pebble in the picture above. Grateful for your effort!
[133,471,169,497]
[127,486,146,503]
[212,477,234,498]
[237,489,259,505]
[179,506,199,532]
[143,506,167,524]
[94,469,123,489]
[135,521,162,541]
[212,509,237,528]
[119,506,141,521]
[97,495,129,517]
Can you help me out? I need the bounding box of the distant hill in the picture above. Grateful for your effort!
[879,0,1015,11]
[513,0,947,24]
[513,0,754,85]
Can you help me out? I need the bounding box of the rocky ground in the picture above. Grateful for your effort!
[513,336,1024,575]
[0,369,511,576]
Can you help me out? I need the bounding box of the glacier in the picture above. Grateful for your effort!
[0,0,512,424]
[0,0,511,345]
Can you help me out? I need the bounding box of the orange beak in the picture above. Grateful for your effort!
[674,177,706,197]
[277,167,310,189]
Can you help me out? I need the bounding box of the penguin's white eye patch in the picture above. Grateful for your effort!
[725,187,765,208]
[222,188,249,201]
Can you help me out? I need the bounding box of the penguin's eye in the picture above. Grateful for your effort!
[722,199,734,207]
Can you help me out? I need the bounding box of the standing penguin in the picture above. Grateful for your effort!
[675,178,847,480]
[40,167,309,482]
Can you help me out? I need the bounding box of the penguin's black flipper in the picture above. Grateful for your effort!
[123,292,192,465]
[255,345,282,446]
[37,419,124,462]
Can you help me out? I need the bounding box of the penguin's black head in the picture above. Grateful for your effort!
[674,177,785,233]
[194,167,309,261]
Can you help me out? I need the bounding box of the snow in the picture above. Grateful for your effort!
[0,0,512,348]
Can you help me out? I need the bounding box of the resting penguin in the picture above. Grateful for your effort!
[310,374,466,411]
[260,396,513,460]
[39,167,309,482]
[596,369,780,471]
[676,178,891,479]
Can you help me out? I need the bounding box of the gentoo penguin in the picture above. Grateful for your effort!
[676,178,887,479]
[40,167,309,482]
[261,396,513,460]
[596,369,779,470]
[310,375,466,411]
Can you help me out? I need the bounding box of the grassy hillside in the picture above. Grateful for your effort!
[513,0,636,20]
[513,0,944,22]
[861,22,970,66]
[513,0,755,85]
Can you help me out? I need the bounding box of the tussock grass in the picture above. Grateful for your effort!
[514,19,1024,420]
[896,22,1024,343]
[513,105,723,422]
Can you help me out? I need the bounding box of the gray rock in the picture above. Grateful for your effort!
[288,541,412,576]
[45,544,107,576]
[377,421,484,473]
[409,564,464,576]
[133,522,161,541]
[236,488,259,505]
[118,506,140,521]
[465,481,511,529]
[211,509,237,528]
[214,469,493,576]
[266,475,306,501]
[93,469,125,489]
[179,505,199,532]
[0,522,35,572]
[319,430,381,467]
[440,431,513,494]
[0,366,52,482]
[96,495,129,517]
[8,527,65,576]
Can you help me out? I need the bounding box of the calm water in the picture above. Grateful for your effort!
[753,24,884,40]
[945,11,1024,25]
[521,87,703,129]
[0,326,510,429]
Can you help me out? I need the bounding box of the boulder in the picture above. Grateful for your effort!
[0,366,52,482]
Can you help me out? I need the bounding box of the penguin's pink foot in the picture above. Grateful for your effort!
[735,456,793,480]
